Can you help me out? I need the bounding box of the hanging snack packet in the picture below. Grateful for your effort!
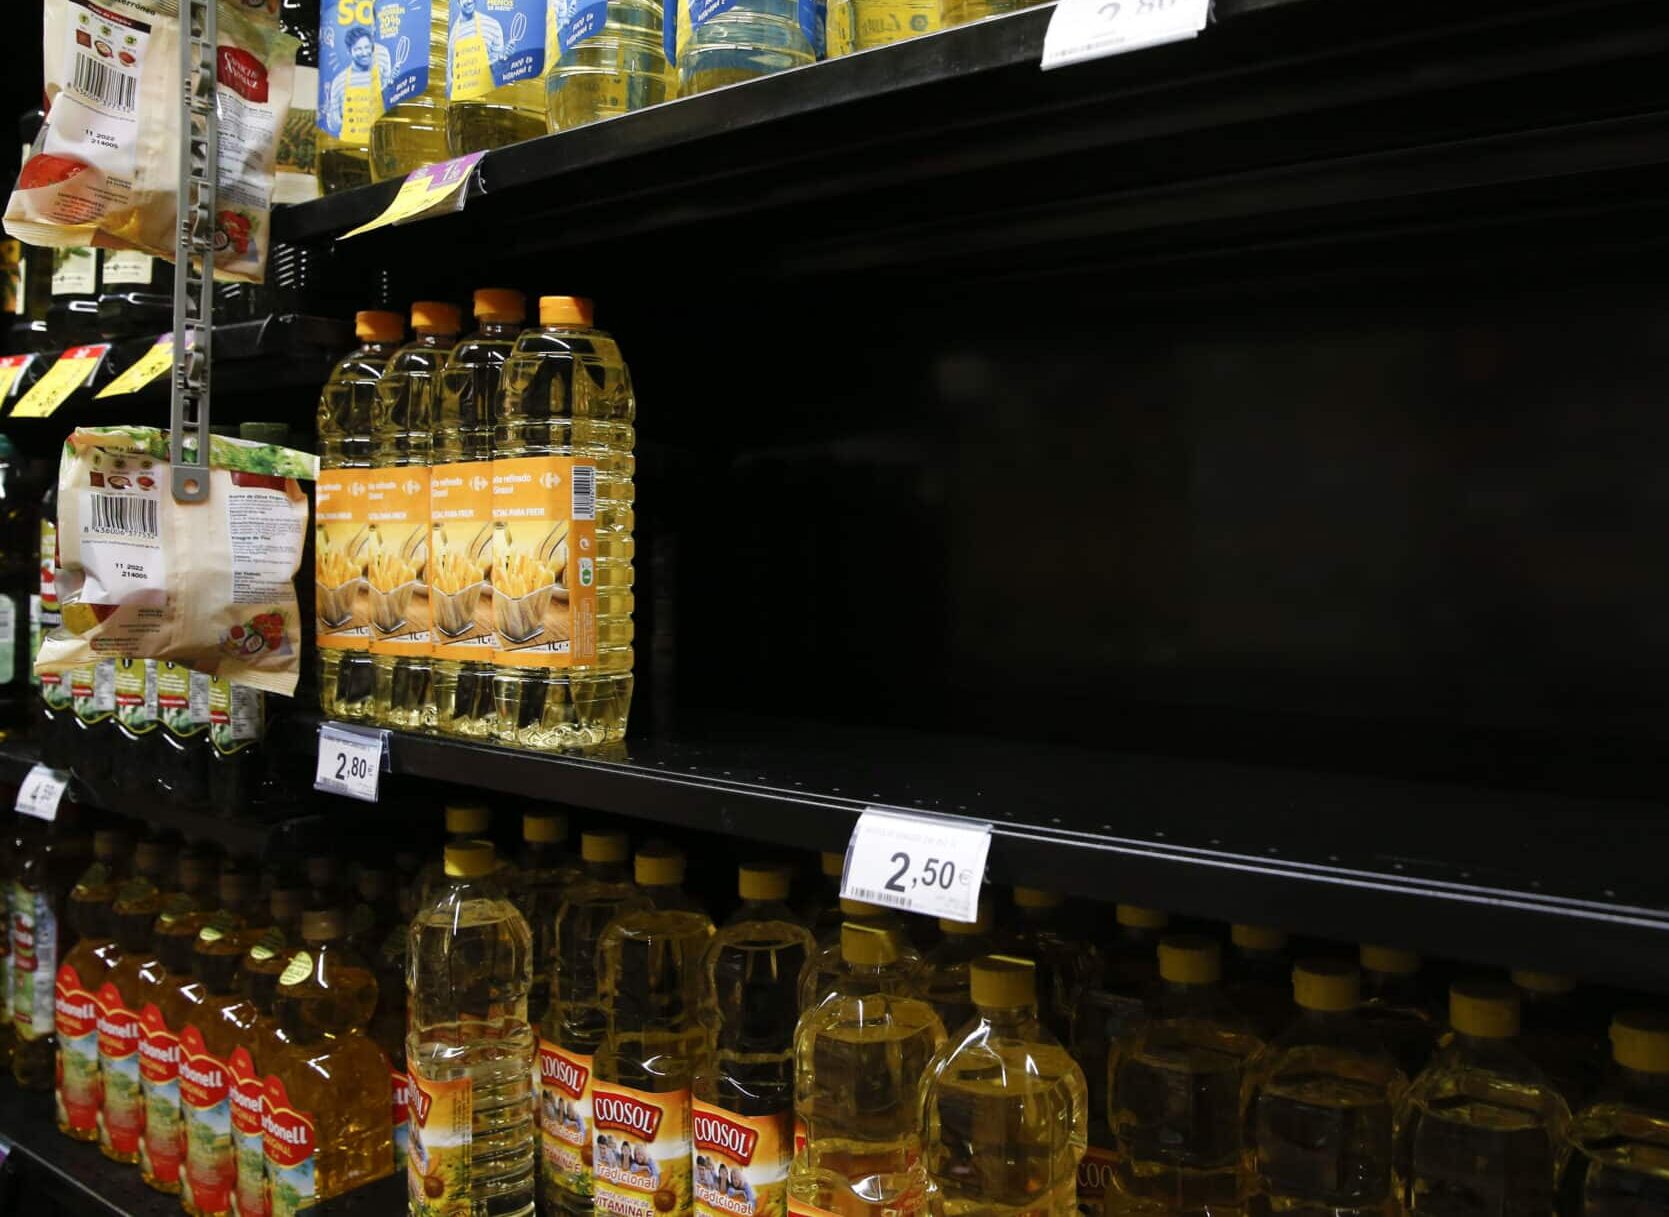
[36,427,316,696]
[4,0,297,283]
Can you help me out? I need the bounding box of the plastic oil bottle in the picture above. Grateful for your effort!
[940,0,1044,31]
[417,802,495,899]
[407,840,537,1215]
[790,921,946,1217]
[446,0,549,154]
[369,0,452,181]
[318,310,405,721]
[539,829,645,1217]
[1563,1011,1669,1217]
[799,898,920,1011]
[668,0,819,99]
[806,852,846,944]
[237,885,308,1216]
[101,848,171,1166]
[53,829,126,1142]
[1395,980,1572,1217]
[1228,924,1293,1041]
[1242,959,1406,1217]
[1010,888,1102,1044]
[1359,946,1437,1082]
[12,797,90,1090]
[544,0,668,132]
[112,657,160,797]
[36,473,73,770]
[493,296,637,749]
[920,955,1089,1217]
[432,289,523,738]
[513,809,581,1027]
[1512,970,1606,1110]
[69,659,117,790]
[1106,935,1263,1217]
[921,899,1000,1033]
[826,0,936,58]
[316,0,379,192]
[156,661,211,807]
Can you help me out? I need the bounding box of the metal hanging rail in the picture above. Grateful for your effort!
[171,0,215,502]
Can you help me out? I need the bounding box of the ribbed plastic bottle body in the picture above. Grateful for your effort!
[545,0,668,131]
[1566,1069,1669,1217]
[369,5,451,181]
[674,0,817,98]
[697,901,813,1111]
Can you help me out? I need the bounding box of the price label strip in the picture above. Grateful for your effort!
[97,333,177,399]
[15,764,71,821]
[11,344,111,418]
[840,807,992,924]
[0,355,29,401]
[314,722,391,802]
[1041,0,1211,71]
[342,152,486,239]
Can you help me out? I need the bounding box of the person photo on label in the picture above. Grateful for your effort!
[323,26,390,136]
[449,0,508,76]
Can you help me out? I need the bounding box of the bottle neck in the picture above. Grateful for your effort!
[478,318,520,339]
[973,1002,1040,1033]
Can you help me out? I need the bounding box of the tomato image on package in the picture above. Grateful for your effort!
[140,1002,186,1188]
[180,1024,237,1215]
[54,963,102,1135]
[693,1101,792,1217]
[262,1073,316,1217]
[591,1082,692,1217]
[96,980,146,1157]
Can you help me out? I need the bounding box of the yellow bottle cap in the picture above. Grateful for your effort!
[1158,934,1221,985]
[820,851,844,879]
[940,900,993,936]
[1116,905,1168,930]
[539,296,594,328]
[635,848,686,887]
[738,864,791,902]
[971,955,1036,1008]
[446,803,490,835]
[300,909,345,943]
[355,309,403,343]
[839,897,882,917]
[523,812,567,845]
[445,841,496,878]
[1511,970,1576,996]
[581,831,629,864]
[411,300,461,333]
[473,288,525,323]
[1293,958,1360,1012]
[1611,1011,1669,1073]
[1013,887,1063,910]
[1360,945,1420,976]
[1450,980,1521,1038]
[841,922,897,967]
[1232,924,1288,951]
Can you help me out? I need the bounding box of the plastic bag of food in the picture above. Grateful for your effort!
[4,0,297,283]
[36,426,317,696]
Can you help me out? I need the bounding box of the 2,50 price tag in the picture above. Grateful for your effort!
[15,764,71,821]
[840,808,992,924]
[314,723,390,802]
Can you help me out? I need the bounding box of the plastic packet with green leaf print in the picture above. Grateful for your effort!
[35,426,317,696]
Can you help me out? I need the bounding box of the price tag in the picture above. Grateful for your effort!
[97,333,176,399]
[314,722,389,802]
[1041,0,1211,71]
[0,355,28,401]
[342,153,486,239]
[11,344,110,418]
[15,764,71,821]
[840,808,992,923]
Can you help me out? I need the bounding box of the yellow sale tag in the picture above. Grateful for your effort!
[342,152,485,239]
[97,334,175,399]
[12,344,110,418]
[0,355,29,401]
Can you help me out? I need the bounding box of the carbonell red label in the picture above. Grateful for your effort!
[54,964,101,1133]
[593,1091,664,1140]
[693,1109,759,1166]
[228,1048,268,1217]
[53,966,98,1037]
[178,1025,230,1108]
[96,982,143,1156]
[262,1075,315,1167]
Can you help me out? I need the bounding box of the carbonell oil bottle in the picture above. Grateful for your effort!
[53,829,127,1142]
[13,797,91,1089]
[98,841,173,1166]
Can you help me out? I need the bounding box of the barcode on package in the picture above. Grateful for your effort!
[842,885,910,911]
[88,493,158,539]
[571,465,596,521]
[72,55,137,112]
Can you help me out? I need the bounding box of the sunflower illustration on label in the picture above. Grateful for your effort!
[96,981,144,1157]
[591,1081,692,1217]
[53,963,101,1135]
[538,1041,594,1193]
[693,1100,791,1217]
[262,1073,316,1217]
[408,1064,473,1215]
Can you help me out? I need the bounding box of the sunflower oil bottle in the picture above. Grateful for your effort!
[1513,970,1606,1110]
[371,301,460,729]
[369,0,452,180]
[790,922,946,1217]
[805,852,845,944]
[921,899,999,1033]
[418,802,495,898]
[1106,935,1262,1217]
[101,850,169,1166]
[544,0,668,132]
[318,310,406,721]
[407,840,537,1215]
[13,798,91,1089]
[1242,959,1406,1217]
[826,0,936,58]
[36,474,72,770]
[493,296,636,749]
[1359,946,1437,1082]
[446,0,550,154]
[666,0,819,99]
[1395,981,1572,1217]
[1009,888,1102,1044]
[1564,1012,1669,1217]
[316,0,380,192]
[0,815,20,1073]
[799,899,919,1010]
[513,809,581,1026]
[432,289,523,738]
[539,829,644,1217]
[920,955,1088,1217]
[244,884,307,1041]
[54,829,126,1141]
[941,0,1043,30]
[1228,924,1292,1041]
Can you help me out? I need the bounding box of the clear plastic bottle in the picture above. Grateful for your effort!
[446,0,549,154]
[432,289,524,738]
[54,829,126,1141]
[1512,970,1607,1111]
[407,840,537,1216]
[514,810,581,1028]
[1106,935,1263,1217]
[921,955,1088,1217]
[1395,980,1572,1217]
[1359,945,1438,1082]
[799,898,920,1011]
[1228,924,1292,1041]
[1242,959,1406,1217]
[70,659,117,791]
[790,922,946,1217]
[13,798,90,1090]
[316,0,377,192]
[545,0,668,131]
[940,0,1044,30]
[372,301,461,729]
[369,1,452,181]
[317,310,406,722]
[825,0,936,58]
[1010,888,1102,1045]
[493,296,637,749]
[805,851,845,944]
[921,899,999,1034]
[1563,1011,1669,1217]
[669,0,818,99]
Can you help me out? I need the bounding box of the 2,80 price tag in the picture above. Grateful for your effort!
[840,808,992,924]
[314,723,390,802]
[15,764,71,821]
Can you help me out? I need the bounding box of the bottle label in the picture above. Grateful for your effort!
[72,660,117,722]
[274,63,321,204]
[51,247,98,296]
[446,0,546,99]
[262,1073,316,1216]
[315,467,373,649]
[115,656,159,734]
[392,1066,412,1167]
[96,980,145,1155]
[229,1046,268,1217]
[180,1024,236,1213]
[693,1099,792,1217]
[53,962,101,1134]
[139,1002,185,1186]
[102,250,155,286]
[408,1063,473,1213]
[430,460,499,658]
[376,0,433,112]
[591,1080,693,1217]
[366,467,433,654]
[209,677,265,755]
[538,1041,594,1190]
[663,0,820,66]
[40,516,59,611]
[157,661,209,739]
[0,593,16,685]
[1075,1143,1116,1217]
[490,456,597,669]
[787,1200,841,1217]
[28,594,39,689]
[319,0,386,142]
[13,884,57,1039]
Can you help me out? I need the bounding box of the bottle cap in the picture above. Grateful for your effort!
[581,830,628,864]
[1450,980,1520,1038]
[1293,958,1360,1012]
[1116,905,1168,930]
[93,829,129,863]
[1511,970,1576,996]
[1158,934,1221,985]
[839,897,882,917]
[270,886,306,921]
[940,900,993,936]
[1360,945,1420,976]
[539,296,594,328]
[445,841,496,878]
[971,955,1036,1008]
[239,422,290,446]
[445,803,490,835]
[635,847,685,887]
[473,288,525,323]
[738,864,791,902]
[411,300,461,333]
[820,851,844,879]
[1611,1011,1669,1073]
[355,310,403,343]
[300,909,345,942]
[1232,924,1288,951]
[840,922,897,967]
[523,812,567,845]
[1012,887,1062,910]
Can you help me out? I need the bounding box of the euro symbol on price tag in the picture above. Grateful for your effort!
[840,808,992,924]
[314,722,390,802]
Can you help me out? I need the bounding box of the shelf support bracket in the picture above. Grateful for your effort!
[171,0,216,502]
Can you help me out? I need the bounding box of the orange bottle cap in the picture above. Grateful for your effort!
[539,296,594,328]
[473,288,525,323]
[410,300,461,333]
[355,310,403,343]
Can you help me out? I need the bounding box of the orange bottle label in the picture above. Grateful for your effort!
[591,1080,692,1217]
[491,455,597,669]
[693,1099,791,1217]
[314,468,372,650]
[365,467,432,656]
[429,461,498,659]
